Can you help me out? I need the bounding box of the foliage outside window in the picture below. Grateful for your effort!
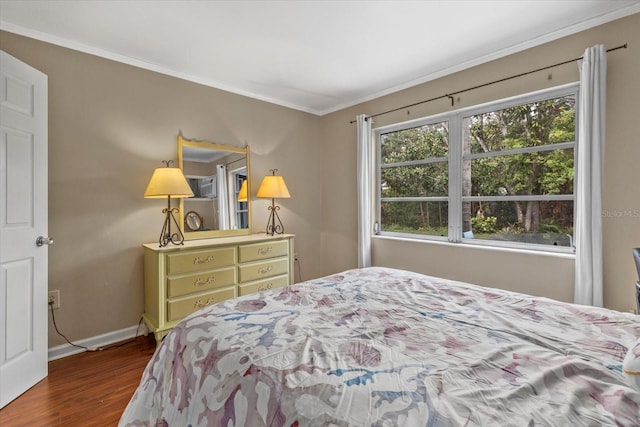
[375,84,577,251]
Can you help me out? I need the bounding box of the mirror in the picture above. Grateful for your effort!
[178,134,251,239]
[184,211,203,231]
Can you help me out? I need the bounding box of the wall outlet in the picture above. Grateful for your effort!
[48,290,60,309]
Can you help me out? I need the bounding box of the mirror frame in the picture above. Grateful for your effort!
[178,134,251,240]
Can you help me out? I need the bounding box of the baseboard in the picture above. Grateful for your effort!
[48,323,145,361]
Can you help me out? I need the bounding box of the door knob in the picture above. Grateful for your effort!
[36,236,54,246]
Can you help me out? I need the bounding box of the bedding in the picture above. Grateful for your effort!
[624,338,640,391]
[120,267,640,426]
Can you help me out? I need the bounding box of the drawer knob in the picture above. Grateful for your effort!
[194,296,216,309]
[258,247,273,255]
[194,255,215,264]
[258,283,274,292]
[194,276,215,287]
[258,265,273,275]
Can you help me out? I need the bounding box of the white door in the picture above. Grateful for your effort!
[0,50,49,409]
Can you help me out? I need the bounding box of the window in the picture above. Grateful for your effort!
[232,170,249,229]
[375,84,578,251]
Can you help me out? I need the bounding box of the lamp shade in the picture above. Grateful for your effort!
[257,174,290,199]
[237,179,248,202]
[144,167,194,198]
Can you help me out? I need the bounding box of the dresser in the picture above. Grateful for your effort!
[142,233,294,344]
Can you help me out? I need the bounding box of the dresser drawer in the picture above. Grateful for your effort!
[238,274,289,296]
[239,257,289,283]
[167,287,236,321]
[167,267,236,298]
[167,247,235,274]
[239,240,289,263]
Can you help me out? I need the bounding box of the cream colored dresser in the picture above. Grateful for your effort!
[142,233,294,344]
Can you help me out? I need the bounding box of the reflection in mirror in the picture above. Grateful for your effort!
[178,134,251,239]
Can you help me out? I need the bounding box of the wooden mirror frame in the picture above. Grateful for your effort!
[178,134,251,240]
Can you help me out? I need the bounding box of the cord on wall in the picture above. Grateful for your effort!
[295,256,303,283]
[48,301,144,352]
[48,300,92,351]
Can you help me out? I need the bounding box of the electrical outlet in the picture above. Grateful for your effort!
[48,290,60,309]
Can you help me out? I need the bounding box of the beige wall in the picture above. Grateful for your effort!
[321,13,640,312]
[1,12,639,348]
[0,31,324,347]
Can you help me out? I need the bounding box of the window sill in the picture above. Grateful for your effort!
[372,234,576,260]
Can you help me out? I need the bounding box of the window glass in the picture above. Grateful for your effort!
[462,200,574,247]
[375,86,577,252]
[381,201,449,237]
[380,123,448,163]
[379,121,449,237]
[467,149,574,196]
[381,164,448,198]
[466,97,576,154]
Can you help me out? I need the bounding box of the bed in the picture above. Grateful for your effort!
[120,267,640,426]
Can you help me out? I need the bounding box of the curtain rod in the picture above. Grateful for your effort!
[350,43,627,124]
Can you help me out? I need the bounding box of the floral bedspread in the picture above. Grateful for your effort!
[120,267,640,426]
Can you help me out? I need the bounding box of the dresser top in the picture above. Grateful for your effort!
[143,233,294,252]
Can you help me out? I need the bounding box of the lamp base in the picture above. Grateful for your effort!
[159,206,185,247]
[265,199,285,236]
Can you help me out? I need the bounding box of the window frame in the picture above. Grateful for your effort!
[374,82,579,254]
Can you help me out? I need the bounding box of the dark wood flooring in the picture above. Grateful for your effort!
[0,335,156,426]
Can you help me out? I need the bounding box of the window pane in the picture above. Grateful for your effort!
[381,201,448,236]
[375,85,577,250]
[465,96,576,155]
[466,149,574,197]
[381,163,448,198]
[380,122,448,164]
[462,200,573,247]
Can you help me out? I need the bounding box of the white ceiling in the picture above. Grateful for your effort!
[1,1,639,115]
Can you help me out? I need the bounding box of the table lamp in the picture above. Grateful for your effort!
[237,179,248,202]
[144,160,194,246]
[256,169,290,235]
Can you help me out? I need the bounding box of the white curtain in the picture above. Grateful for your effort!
[357,114,372,268]
[575,45,607,307]
[216,164,230,230]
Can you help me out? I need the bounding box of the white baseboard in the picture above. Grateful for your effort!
[48,323,145,361]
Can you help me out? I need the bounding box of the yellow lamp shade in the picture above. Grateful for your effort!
[237,179,248,202]
[144,167,194,198]
[257,174,290,199]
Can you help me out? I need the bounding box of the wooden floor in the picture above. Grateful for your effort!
[0,335,156,426]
